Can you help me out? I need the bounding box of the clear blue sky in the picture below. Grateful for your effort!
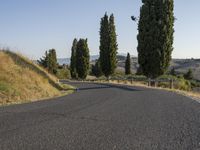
[0,0,200,59]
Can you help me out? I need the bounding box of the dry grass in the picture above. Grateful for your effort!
[0,50,73,105]
[90,79,200,101]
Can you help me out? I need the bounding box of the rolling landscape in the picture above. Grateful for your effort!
[58,55,200,80]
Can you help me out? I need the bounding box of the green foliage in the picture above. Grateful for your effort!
[175,78,191,91]
[184,69,193,80]
[157,75,191,91]
[37,51,48,68]
[91,59,103,77]
[56,68,71,79]
[108,14,118,75]
[99,13,118,77]
[137,0,174,78]
[48,49,58,74]
[70,38,78,79]
[76,39,90,79]
[125,53,131,75]
[38,49,58,74]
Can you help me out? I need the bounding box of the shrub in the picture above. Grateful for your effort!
[56,69,71,79]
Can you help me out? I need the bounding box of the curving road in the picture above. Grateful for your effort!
[1,82,200,150]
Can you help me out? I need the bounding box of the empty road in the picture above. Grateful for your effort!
[0,82,200,150]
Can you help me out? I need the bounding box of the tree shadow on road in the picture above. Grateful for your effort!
[77,83,142,92]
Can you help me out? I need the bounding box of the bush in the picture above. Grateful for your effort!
[157,75,191,91]
[56,69,71,79]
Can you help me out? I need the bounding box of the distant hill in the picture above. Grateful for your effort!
[118,57,200,80]
[58,55,200,80]
[0,50,64,104]
[58,55,99,65]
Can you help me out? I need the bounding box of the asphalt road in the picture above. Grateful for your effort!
[1,82,200,150]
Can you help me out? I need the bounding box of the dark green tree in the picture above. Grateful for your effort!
[48,49,58,74]
[91,59,103,77]
[76,39,90,79]
[99,13,118,77]
[108,14,118,75]
[38,49,58,74]
[137,0,174,78]
[184,69,193,80]
[37,51,49,68]
[99,13,110,77]
[125,53,131,75]
[70,38,78,79]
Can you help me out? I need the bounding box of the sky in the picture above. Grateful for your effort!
[0,0,200,59]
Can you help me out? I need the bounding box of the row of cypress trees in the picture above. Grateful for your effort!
[38,49,58,74]
[70,0,174,79]
[70,13,118,79]
[70,38,90,79]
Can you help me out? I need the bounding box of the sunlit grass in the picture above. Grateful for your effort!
[0,50,73,105]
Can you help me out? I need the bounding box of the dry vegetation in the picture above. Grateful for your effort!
[87,79,200,101]
[0,50,73,105]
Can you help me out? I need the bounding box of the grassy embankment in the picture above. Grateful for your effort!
[0,50,74,105]
[86,75,200,100]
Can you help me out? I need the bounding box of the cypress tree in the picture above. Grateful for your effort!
[70,38,78,79]
[99,13,110,77]
[99,13,118,77]
[76,39,90,79]
[137,0,174,78]
[125,53,131,75]
[48,49,58,74]
[108,14,118,76]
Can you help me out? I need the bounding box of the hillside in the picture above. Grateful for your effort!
[0,50,69,105]
[110,55,200,80]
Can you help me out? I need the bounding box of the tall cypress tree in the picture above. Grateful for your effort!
[76,39,90,79]
[99,13,110,77]
[99,13,118,77]
[70,38,78,79]
[125,53,131,75]
[108,14,118,76]
[137,0,174,78]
